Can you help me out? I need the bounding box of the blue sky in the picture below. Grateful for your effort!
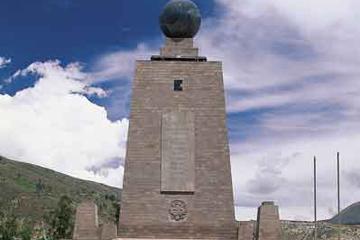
[0,0,216,119]
[1,0,360,221]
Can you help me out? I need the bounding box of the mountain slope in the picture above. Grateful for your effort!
[329,202,360,225]
[282,221,360,240]
[0,156,121,223]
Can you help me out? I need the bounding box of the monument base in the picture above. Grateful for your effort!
[114,239,225,240]
[255,202,281,240]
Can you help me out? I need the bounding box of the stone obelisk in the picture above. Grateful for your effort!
[118,1,237,239]
[73,201,99,240]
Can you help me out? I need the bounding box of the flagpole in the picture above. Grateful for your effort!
[314,156,317,240]
[337,152,341,240]
[337,152,340,216]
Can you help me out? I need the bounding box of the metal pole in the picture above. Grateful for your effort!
[337,152,341,216]
[314,156,317,240]
[337,152,341,240]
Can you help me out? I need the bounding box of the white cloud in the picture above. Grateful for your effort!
[79,0,360,221]
[0,60,128,187]
[199,0,360,109]
[193,0,360,221]
[232,132,360,221]
[70,0,360,221]
[218,0,360,34]
[89,44,157,120]
[2,0,360,222]
[90,43,156,82]
[0,57,11,68]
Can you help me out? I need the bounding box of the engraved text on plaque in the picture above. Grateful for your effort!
[161,111,195,193]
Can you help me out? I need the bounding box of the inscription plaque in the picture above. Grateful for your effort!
[161,111,195,193]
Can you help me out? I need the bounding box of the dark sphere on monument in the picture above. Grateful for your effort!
[160,0,202,39]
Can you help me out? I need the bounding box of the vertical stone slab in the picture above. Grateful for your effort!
[256,202,281,240]
[161,111,195,193]
[238,221,255,240]
[100,223,118,240]
[73,201,99,240]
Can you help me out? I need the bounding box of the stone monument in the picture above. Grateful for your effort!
[100,223,118,240]
[73,201,118,240]
[255,202,281,240]
[238,221,256,240]
[73,201,100,240]
[118,0,237,239]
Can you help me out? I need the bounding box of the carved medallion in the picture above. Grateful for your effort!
[169,200,187,221]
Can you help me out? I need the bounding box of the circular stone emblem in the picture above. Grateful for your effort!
[160,0,202,38]
[169,200,187,221]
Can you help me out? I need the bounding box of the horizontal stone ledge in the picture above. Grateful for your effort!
[114,239,221,240]
[151,55,207,62]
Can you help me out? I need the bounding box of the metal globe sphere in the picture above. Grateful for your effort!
[160,0,202,38]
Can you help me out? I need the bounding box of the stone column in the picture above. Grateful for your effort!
[73,201,100,240]
[118,1,237,239]
[256,201,281,240]
[100,222,117,240]
[238,221,256,240]
[118,37,237,239]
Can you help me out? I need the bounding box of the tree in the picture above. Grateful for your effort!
[113,201,120,225]
[47,195,74,240]
[35,179,45,195]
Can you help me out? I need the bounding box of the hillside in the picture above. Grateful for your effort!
[329,202,360,225]
[282,221,360,240]
[0,156,121,224]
